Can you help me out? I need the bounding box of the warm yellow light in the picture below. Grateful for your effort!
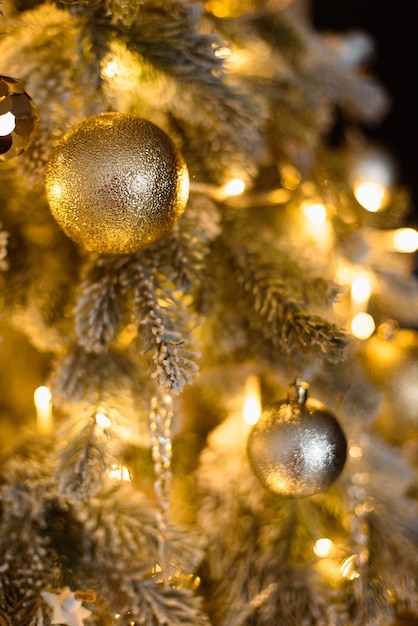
[101,60,119,79]
[214,46,231,59]
[348,443,364,461]
[243,375,262,425]
[224,178,245,196]
[313,538,334,558]
[207,0,229,17]
[281,164,301,190]
[101,44,139,93]
[340,555,360,580]
[335,259,353,285]
[354,181,386,212]
[393,228,418,253]
[302,202,327,224]
[34,385,52,407]
[96,412,112,429]
[0,112,16,136]
[107,464,131,482]
[49,182,63,201]
[351,312,375,339]
[300,200,332,248]
[34,386,53,435]
[351,275,372,304]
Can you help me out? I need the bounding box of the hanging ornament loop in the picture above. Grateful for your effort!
[287,379,309,405]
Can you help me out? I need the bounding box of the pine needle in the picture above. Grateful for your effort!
[119,254,200,394]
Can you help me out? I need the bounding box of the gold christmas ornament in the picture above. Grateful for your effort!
[361,324,418,442]
[0,75,39,162]
[247,381,347,498]
[45,113,189,255]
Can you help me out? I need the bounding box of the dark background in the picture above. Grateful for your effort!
[312,1,418,222]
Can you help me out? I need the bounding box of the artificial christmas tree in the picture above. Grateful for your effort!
[0,1,417,625]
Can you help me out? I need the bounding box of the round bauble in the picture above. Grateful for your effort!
[45,112,189,255]
[247,381,347,498]
[0,75,39,162]
[361,325,418,442]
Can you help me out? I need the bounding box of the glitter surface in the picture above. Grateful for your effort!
[247,399,347,498]
[45,112,189,255]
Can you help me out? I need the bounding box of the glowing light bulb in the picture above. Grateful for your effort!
[107,464,131,482]
[351,312,375,340]
[351,274,372,304]
[207,0,229,17]
[354,181,386,212]
[224,178,245,196]
[0,111,16,136]
[348,443,364,461]
[393,228,418,253]
[96,412,112,429]
[214,46,231,59]
[34,386,53,434]
[101,60,119,79]
[243,375,262,425]
[302,202,327,224]
[281,164,301,190]
[313,538,334,558]
[300,200,332,248]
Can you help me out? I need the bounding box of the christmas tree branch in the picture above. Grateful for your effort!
[54,406,110,500]
[103,4,266,182]
[119,254,200,394]
[73,483,208,624]
[0,458,59,624]
[151,193,221,296]
[75,256,129,354]
[220,237,347,362]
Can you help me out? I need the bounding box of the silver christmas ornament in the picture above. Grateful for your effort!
[45,112,189,255]
[247,381,347,498]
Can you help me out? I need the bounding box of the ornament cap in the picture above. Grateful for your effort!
[287,380,309,405]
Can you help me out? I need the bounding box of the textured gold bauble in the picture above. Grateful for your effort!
[247,381,347,498]
[45,112,189,255]
[361,326,418,442]
[0,75,39,162]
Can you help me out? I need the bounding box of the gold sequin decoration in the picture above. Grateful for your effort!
[0,75,39,162]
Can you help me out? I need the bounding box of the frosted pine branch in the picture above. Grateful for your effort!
[76,484,208,623]
[120,255,200,394]
[224,239,347,361]
[152,194,221,295]
[0,468,59,625]
[75,256,129,353]
[139,579,211,626]
[49,346,140,406]
[109,5,266,182]
[54,407,110,499]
